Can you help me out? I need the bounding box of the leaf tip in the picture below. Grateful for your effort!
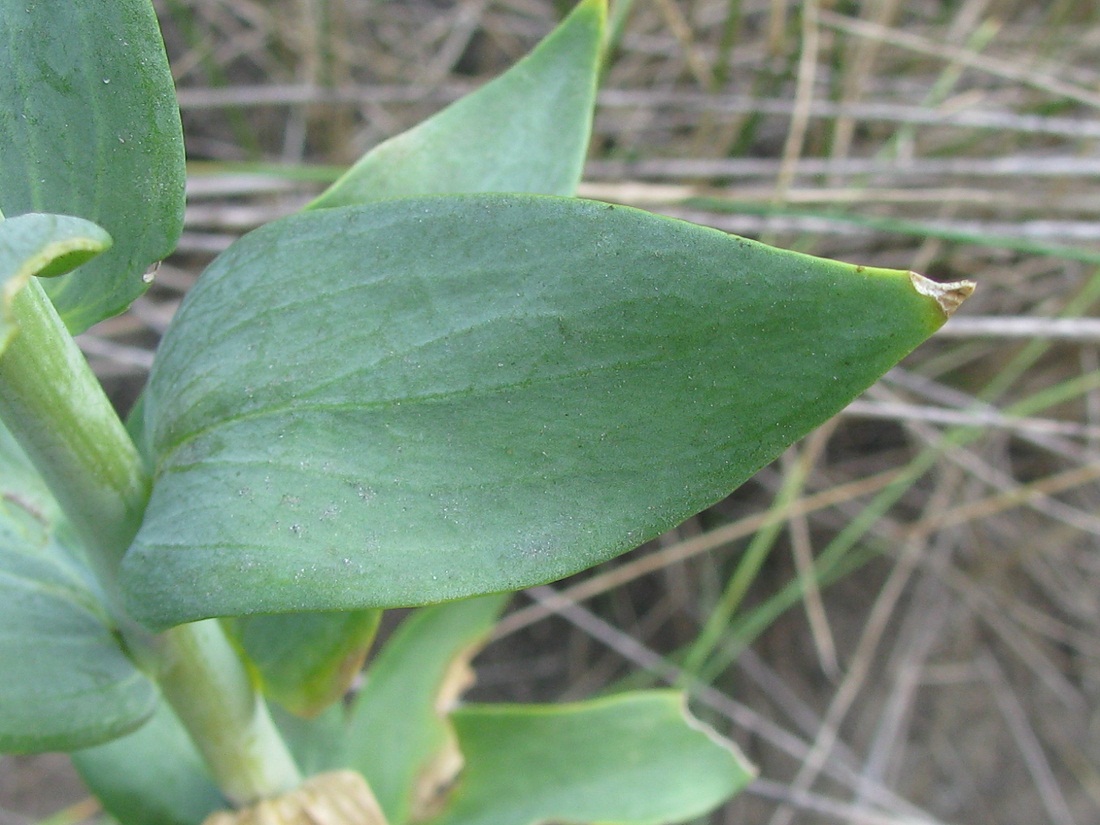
[909,271,975,319]
[677,695,758,784]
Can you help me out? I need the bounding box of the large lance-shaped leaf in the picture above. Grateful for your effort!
[307,0,604,208]
[254,0,605,719]
[0,424,157,752]
[426,692,754,825]
[0,0,186,333]
[123,194,970,629]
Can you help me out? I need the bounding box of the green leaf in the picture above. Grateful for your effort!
[427,692,754,825]
[266,0,606,727]
[0,213,112,281]
[0,213,112,352]
[0,0,186,333]
[270,703,348,778]
[307,0,604,208]
[229,608,382,717]
[0,424,157,753]
[123,194,967,628]
[342,595,510,825]
[72,701,226,825]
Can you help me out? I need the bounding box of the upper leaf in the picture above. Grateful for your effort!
[0,0,186,333]
[426,692,754,825]
[0,424,157,753]
[123,194,963,629]
[0,213,112,352]
[307,0,605,208]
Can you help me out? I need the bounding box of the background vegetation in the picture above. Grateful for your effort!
[3,0,1098,823]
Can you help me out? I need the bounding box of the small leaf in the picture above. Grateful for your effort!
[307,0,604,208]
[0,0,186,333]
[0,213,112,280]
[426,691,754,825]
[0,213,111,352]
[342,595,510,825]
[72,701,226,825]
[270,703,348,778]
[124,194,967,628]
[230,608,382,717]
[0,424,157,753]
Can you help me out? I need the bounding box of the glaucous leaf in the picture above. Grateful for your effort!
[269,703,348,778]
[0,213,111,351]
[72,701,226,825]
[307,0,604,208]
[0,425,157,752]
[0,0,186,333]
[342,595,510,824]
[276,0,605,723]
[426,692,754,825]
[229,608,382,717]
[123,194,969,628]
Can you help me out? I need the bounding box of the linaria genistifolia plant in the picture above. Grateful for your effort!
[0,2,972,823]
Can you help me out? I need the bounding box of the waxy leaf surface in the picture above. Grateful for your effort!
[308,0,604,208]
[427,692,753,825]
[0,425,157,752]
[0,0,185,333]
[125,194,957,628]
[262,0,605,716]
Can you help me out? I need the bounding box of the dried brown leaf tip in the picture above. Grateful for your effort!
[203,771,387,825]
[410,642,483,821]
[909,271,976,319]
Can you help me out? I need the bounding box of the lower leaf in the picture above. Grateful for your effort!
[342,595,511,825]
[72,699,226,825]
[426,691,754,825]
[0,423,156,753]
[229,608,382,717]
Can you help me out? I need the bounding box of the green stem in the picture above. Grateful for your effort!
[0,278,301,804]
[157,620,302,805]
[0,279,147,589]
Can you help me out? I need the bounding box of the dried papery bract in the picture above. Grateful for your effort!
[203,771,387,825]
[409,641,481,820]
[909,271,975,318]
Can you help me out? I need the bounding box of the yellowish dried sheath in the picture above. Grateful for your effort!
[203,771,387,825]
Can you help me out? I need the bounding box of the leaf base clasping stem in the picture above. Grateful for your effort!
[0,278,302,804]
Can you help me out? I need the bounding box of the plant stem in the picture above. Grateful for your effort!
[157,620,303,805]
[0,279,147,590]
[0,278,301,804]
